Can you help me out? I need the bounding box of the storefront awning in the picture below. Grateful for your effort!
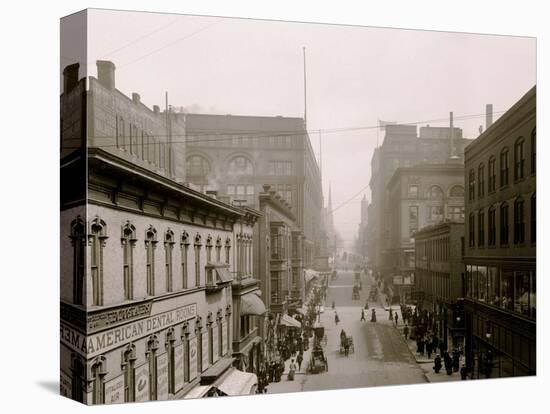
[240,292,267,316]
[216,368,257,396]
[280,313,302,328]
[215,267,233,283]
[304,269,319,283]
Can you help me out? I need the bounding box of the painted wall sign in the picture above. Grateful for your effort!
[156,353,169,401]
[135,363,150,402]
[189,336,198,380]
[60,303,197,358]
[174,344,184,392]
[87,302,153,332]
[104,374,124,404]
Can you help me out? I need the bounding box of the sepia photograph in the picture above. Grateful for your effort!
[59,7,536,405]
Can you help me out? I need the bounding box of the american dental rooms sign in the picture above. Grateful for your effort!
[61,304,197,358]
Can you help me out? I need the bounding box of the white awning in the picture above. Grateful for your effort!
[280,314,302,328]
[240,292,267,316]
[304,269,319,283]
[184,385,212,399]
[216,368,257,396]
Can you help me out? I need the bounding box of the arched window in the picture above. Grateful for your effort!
[468,169,476,201]
[514,137,525,181]
[225,237,231,265]
[70,216,86,305]
[215,236,222,262]
[165,230,175,292]
[194,233,202,287]
[500,148,509,186]
[90,356,107,405]
[186,155,211,177]
[145,226,158,296]
[122,344,137,402]
[500,202,509,245]
[488,156,496,192]
[449,185,465,198]
[166,328,176,395]
[71,354,85,403]
[121,222,137,301]
[478,163,485,198]
[488,205,496,246]
[227,156,254,175]
[146,335,159,400]
[427,185,444,200]
[181,231,190,289]
[531,128,536,174]
[478,209,485,247]
[90,218,107,306]
[514,197,525,244]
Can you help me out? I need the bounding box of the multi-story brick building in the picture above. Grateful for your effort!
[463,86,536,378]
[385,162,465,302]
[180,113,324,269]
[414,221,465,349]
[366,124,472,276]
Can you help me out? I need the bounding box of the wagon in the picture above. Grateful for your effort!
[340,335,355,356]
[308,346,328,374]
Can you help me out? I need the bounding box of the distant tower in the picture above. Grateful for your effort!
[361,195,369,224]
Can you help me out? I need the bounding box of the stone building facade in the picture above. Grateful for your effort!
[463,86,536,378]
[179,113,324,269]
[414,221,466,349]
[385,162,465,302]
[366,124,472,274]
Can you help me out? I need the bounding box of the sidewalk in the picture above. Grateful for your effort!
[281,336,314,375]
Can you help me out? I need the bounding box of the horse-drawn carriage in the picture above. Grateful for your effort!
[339,331,355,356]
[308,345,329,373]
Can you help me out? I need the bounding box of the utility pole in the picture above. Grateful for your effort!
[165,91,173,177]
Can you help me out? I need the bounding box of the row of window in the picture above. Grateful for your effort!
[187,134,296,149]
[70,217,233,306]
[416,236,450,262]
[86,316,231,404]
[466,265,536,319]
[415,270,451,301]
[468,129,535,201]
[186,154,296,179]
[408,184,465,199]
[467,194,535,248]
[116,116,168,170]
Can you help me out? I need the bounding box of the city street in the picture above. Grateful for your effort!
[268,270,427,394]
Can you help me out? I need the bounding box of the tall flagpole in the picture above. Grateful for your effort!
[303,46,307,129]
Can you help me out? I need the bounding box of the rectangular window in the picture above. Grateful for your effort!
[478,165,485,197]
[181,244,188,289]
[227,185,235,195]
[500,150,509,187]
[501,271,514,311]
[488,158,496,192]
[409,206,418,237]
[408,185,419,198]
[514,140,525,180]
[429,205,444,222]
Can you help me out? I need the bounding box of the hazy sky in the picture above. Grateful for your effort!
[75,9,536,246]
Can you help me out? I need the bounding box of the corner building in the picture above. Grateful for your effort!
[463,86,536,378]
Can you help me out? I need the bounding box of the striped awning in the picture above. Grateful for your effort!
[240,292,267,316]
[280,314,302,328]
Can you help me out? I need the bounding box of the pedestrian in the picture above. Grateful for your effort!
[297,352,303,372]
[394,312,399,326]
[460,364,468,380]
[364,300,369,310]
[361,309,366,321]
[452,349,460,372]
[389,308,393,321]
[426,341,433,359]
[443,351,453,375]
[403,324,409,340]
[288,359,296,381]
[433,354,442,373]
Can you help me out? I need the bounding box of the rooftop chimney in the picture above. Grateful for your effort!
[132,93,141,104]
[96,60,115,90]
[63,63,80,93]
[486,104,493,129]
[153,105,160,115]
